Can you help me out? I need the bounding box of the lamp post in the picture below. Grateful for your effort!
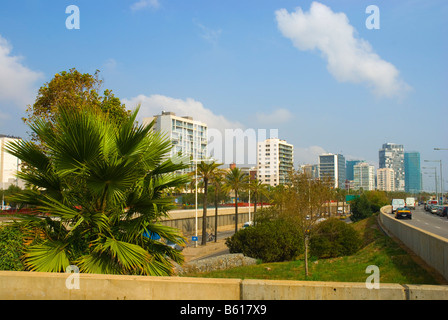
[434,148,448,203]
[423,167,438,201]
[424,160,443,204]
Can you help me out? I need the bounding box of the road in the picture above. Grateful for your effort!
[395,205,448,239]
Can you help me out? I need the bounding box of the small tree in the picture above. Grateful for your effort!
[224,167,249,233]
[6,106,189,275]
[350,194,373,222]
[196,160,222,245]
[278,170,333,277]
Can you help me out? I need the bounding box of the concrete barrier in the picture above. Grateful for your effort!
[1,271,448,300]
[379,205,448,281]
[241,279,406,300]
[0,271,241,300]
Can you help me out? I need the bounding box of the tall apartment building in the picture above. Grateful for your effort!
[404,151,421,194]
[379,143,405,191]
[377,168,395,192]
[257,138,294,186]
[353,162,375,191]
[346,160,362,181]
[318,153,346,189]
[299,164,319,179]
[142,111,208,174]
[0,135,24,189]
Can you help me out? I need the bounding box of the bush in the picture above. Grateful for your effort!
[225,219,303,262]
[310,218,361,259]
[0,225,25,271]
[350,194,373,222]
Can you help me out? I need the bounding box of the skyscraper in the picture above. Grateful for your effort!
[319,153,346,189]
[0,135,24,189]
[346,160,362,181]
[404,151,421,194]
[143,111,208,174]
[353,162,375,191]
[257,138,294,186]
[379,143,405,191]
[377,168,395,191]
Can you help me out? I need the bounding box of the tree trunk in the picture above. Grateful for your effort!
[201,178,208,246]
[304,233,309,277]
[234,189,238,233]
[214,190,218,242]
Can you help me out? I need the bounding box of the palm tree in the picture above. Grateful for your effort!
[196,160,222,245]
[247,179,265,221]
[6,106,190,275]
[211,168,226,242]
[224,167,249,233]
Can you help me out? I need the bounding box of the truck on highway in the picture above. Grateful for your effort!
[391,199,405,213]
[406,197,416,209]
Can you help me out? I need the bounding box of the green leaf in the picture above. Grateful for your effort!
[24,241,70,272]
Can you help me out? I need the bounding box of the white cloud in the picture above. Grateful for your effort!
[294,145,327,165]
[123,94,243,133]
[275,2,411,98]
[193,20,222,46]
[131,0,160,11]
[0,35,43,108]
[256,108,293,125]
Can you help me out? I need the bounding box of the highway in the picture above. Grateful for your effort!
[394,205,448,239]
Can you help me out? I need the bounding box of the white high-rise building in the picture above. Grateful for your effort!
[257,138,294,186]
[353,162,375,191]
[143,112,208,174]
[0,135,24,189]
[319,153,346,189]
[377,168,395,192]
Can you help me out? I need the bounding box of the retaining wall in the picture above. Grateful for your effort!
[1,271,448,300]
[379,205,448,281]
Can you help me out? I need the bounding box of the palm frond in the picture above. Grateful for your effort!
[24,241,71,272]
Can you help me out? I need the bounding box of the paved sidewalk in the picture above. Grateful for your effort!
[182,239,229,263]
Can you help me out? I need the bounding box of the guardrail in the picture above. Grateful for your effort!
[379,205,448,281]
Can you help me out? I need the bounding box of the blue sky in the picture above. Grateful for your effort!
[0,0,447,191]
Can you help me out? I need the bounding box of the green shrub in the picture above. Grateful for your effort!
[350,194,373,222]
[310,218,361,259]
[0,224,25,271]
[225,219,303,262]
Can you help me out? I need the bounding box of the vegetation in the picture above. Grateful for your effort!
[223,167,249,233]
[6,106,189,275]
[0,224,25,271]
[186,215,441,285]
[226,218,303,262]
[310,218,361,258]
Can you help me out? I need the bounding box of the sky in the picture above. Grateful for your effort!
[0,0,447,192]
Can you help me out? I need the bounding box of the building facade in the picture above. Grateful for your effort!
[318,153,346,189]
[0,135,24,189]
[377,168,395,192]
[257,138,294,186]
[142,111,208,174]
[404,151,421,194]
[379,143,405,191]
[353,162,375,191]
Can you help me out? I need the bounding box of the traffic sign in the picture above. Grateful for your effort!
[192,236,198,242]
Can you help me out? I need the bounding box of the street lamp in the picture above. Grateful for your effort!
[190,157,215,247]
[423,167,438,201]
[424,160,443,204]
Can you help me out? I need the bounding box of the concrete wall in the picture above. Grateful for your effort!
[1,271,448,300]
[379,205,448,281]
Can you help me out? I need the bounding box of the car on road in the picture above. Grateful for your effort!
[430,205,439,214]
[392,199,405,213]
[395,207,412,219]
[437,205,448,217]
